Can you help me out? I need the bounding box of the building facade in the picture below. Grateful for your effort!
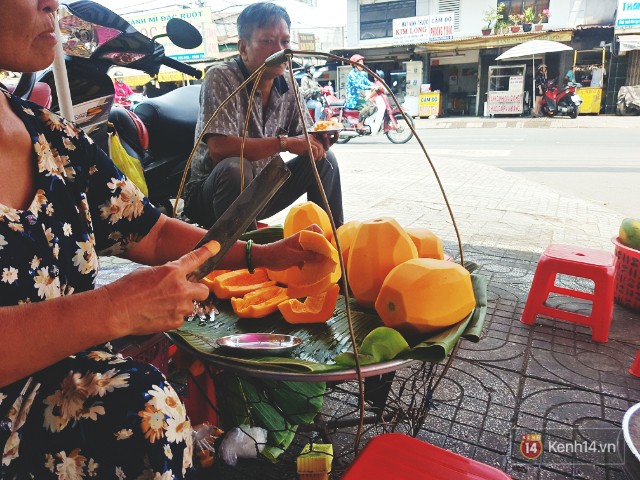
[335,0,635,116]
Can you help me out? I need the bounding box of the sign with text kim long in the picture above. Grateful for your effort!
[393,13,455,44]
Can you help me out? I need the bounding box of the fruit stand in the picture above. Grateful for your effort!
[486,64,527,116]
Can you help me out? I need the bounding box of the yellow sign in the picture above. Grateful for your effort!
[419,92,441,117]
[298,33,316,51]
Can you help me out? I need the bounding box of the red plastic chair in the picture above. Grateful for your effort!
[343,433,512,479]
[630,350,640,377]
[520,244,615,342]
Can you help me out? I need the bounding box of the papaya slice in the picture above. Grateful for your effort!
[211,268,275,299]
[279,284,340,324]
[231,285,290,318]
[286,273,334,299]
[200,269,232,293]
[287,230,340,287]
[284,201,333,241]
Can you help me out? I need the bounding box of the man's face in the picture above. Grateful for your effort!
[239,18,291,79]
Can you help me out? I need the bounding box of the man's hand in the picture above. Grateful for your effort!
[287,135,326,161]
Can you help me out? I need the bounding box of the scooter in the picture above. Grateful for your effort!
[335,81,414,144]
[616,85,640,116]
[14,0,203,211]
[541,79,582,119]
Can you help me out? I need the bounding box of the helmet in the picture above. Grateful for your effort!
[350,54,365,64]
[303,63,314,73]
[113,71,124,78]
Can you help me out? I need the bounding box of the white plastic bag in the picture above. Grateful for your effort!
[219,425,267,467]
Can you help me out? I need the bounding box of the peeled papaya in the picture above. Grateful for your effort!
[284,201,333,240]
[231,285,289,318]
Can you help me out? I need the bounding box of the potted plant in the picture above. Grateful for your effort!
[495,19,509,35]
[522,7,535,32]
[509,14,523,33]
[481,2,505,36]
[535,9,550,31]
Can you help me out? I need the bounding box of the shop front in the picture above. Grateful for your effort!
[572,48,607,114]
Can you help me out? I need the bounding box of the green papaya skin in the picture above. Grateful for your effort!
[619,218,640,250]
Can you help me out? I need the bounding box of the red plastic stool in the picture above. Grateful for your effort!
[630,350,640,377]
[520,244,616,342]
[343,433,511,479]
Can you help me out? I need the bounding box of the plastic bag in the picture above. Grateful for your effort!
[219,425,267,467]
[108,130,148,197]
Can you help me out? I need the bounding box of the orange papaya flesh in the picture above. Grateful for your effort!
[332,221,361,271]
[200,270,232,293]
[286,273,335,299]
[405,227,444,260]
[374,258,475,335]
[279,284,340,324]
[284,201,333,241]
[231,285,290,318]
[212,268,275,299]
[347,217,418,308]
[266,267,291,285]
[287,230,340,287]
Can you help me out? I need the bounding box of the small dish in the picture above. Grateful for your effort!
[308,124,344,134]
[216,333,303,355]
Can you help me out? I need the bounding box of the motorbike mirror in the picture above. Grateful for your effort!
[164,18,202,50]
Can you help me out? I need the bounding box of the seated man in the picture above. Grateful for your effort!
[345,54,377,130]
[184,2,343,231]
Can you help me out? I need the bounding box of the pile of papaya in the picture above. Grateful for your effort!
[201,201,476,333]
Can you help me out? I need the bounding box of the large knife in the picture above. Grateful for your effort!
[188,156,291,282]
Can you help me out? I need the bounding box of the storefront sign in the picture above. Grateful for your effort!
[419,92,441,117]
[487,92,523,114]
[393,14,454,44]
[423,30,572,52]
[616,0,640,30]
[123,7,218,61]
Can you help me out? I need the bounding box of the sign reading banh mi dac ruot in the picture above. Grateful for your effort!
[393,13,455,44]
[123,7,219,61]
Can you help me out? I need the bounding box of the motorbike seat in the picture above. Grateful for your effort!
[133,85,201,159]
[328,99,345,107]
[108,107,149,158]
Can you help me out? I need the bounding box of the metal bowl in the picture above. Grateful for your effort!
[215,333,303,355]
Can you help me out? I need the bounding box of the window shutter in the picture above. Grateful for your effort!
[439,0,460,30]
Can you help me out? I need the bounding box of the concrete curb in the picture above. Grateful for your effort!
[413,114,640,129]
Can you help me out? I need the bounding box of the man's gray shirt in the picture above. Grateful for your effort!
[186,58,312,200]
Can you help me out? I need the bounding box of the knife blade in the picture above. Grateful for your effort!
[188,156,291,282]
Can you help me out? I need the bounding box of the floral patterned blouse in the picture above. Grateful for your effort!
[0,87,199,477]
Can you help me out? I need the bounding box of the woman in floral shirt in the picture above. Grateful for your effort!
[0,1,317,477]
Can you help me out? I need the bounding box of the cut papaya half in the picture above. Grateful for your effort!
[231,285,290,318]
[286,273,334,299]
[212,268,275,299]
[279,284,340,324]
[200,269,232,293]
[287,230,340,287]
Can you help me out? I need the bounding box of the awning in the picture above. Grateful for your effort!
[619,34,640,52]
[420,30,573,52]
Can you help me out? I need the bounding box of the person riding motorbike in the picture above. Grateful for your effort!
[112,70,134,107]
[300,63,324,121]
[345,54,377,130]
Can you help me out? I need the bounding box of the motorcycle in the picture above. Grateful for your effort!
[615,85,640,116]
[541,79,582,119]
[13,0,203,212]
[335,81,414,144]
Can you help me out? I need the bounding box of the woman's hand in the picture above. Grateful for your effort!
[253,225,324,271]
[103,245,214,337]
